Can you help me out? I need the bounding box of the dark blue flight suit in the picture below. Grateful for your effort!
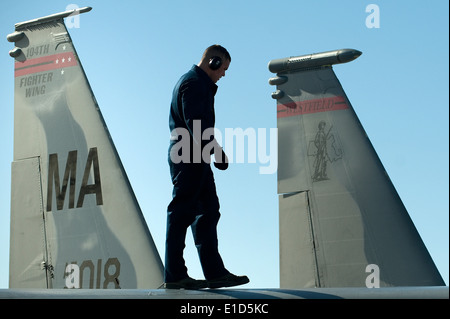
[166,65,229,283]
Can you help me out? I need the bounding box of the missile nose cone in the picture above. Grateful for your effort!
[353,50,362,58]
[338,49,362,63]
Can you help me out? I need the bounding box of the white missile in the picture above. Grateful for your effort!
[268,48,362,74]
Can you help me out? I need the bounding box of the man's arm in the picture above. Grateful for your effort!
[180,80,214,145]
[180,80,228,169]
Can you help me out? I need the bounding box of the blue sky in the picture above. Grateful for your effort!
[0,0,448,288]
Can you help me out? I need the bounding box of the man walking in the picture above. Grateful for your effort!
[165,45,249,289]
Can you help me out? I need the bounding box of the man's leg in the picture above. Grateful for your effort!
[164,212,189,283]
[191,166,229,280]
[192,166,250,288]
[165,162,204,284]
[191,211,229,280]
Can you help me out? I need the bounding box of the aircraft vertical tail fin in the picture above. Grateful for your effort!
[7,7,164,289]
[269,49,445,288]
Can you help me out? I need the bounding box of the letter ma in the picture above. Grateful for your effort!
[46,147,103,211]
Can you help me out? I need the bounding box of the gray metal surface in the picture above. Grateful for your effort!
[8,7,163,289]
[0,287,447,299]
[270,50,445,288]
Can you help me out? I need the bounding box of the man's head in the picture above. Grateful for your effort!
[198,44,231,83]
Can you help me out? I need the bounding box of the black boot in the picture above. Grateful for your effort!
[207,273,249,288]
[164,277,208,289]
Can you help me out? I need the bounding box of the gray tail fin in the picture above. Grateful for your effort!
[269,49,445,288]
[7,7,164,289]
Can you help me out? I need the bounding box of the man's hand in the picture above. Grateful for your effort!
[214,148,229,170]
